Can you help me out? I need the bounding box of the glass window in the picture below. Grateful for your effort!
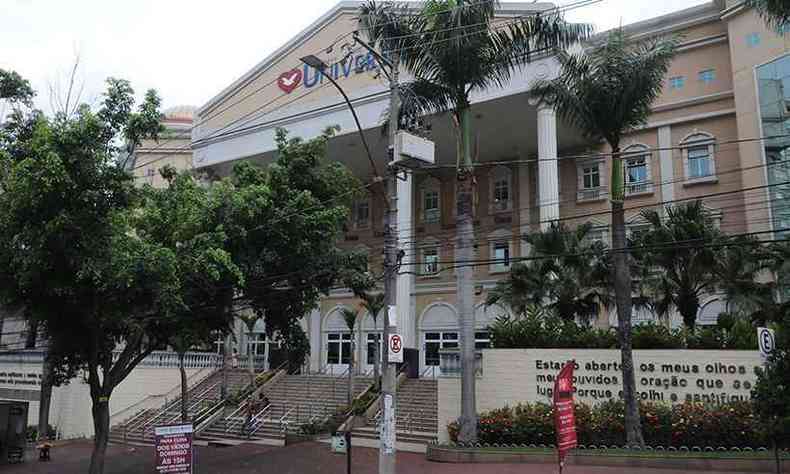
[327,339,340,364]
[688,145,712,178]
[698,69,716,84]
[746,32,761,48]
[423,247,439,275]
[493,242,510,269]
[626,157,648,184]
[494,179,509,203]
[475,331,491,350]
[424,189,440,223]
[355,201,369,227]
[341,340,351,365]
[669,76,685,89]
[425,341,440,366]
[582,165,600,189]
[366,334,381,365]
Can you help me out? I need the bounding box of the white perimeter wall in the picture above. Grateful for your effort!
[0,361,202,439]
[438,349,763,443]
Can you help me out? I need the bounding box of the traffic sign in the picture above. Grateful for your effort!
[388,334,403,363]
[758,327,775,362]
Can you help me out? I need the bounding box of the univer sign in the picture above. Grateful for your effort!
[277,53,379,93]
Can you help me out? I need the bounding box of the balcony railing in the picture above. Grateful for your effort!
[0,350,228,369]
[438,348,483,377]
[577,186,607,202]
[626,181,653,195]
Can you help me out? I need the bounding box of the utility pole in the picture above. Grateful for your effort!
[380,48,400,474]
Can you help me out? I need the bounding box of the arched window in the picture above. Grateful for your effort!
[680,132,717,182]
[622,144,653,196]
[489,166,513,213]
[419,177,442,224]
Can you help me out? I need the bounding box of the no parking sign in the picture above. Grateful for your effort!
[388,334,403,363]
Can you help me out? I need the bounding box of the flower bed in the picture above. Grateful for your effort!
[448,400,766,449]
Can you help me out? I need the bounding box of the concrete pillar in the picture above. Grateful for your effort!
[397,171,416,348]
[309,307,321,373]
[658,125,674,214]
[537,104,560,229]
[518,158,531,257]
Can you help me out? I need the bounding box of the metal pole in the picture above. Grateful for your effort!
[380,50,400,474]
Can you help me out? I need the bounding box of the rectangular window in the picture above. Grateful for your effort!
[493,179,509,203]
[355,201,369,227]
[327,334,340,364]
[626,157,648,184]
[688,145,712,178]
[423,248,439,275]
[493,242,510,269]
[698,69,716,84]
[424,190,439,223]
[366,334,380,365]
[474,331,491,350]
[669,76,685,90]
[746,32,761,48]
[582,165,600,189]
[442,332,459,349]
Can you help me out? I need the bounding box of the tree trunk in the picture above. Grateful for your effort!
[88,394,110,474]
[37,354,53,441]
[456,105,477,443]
[179,351,188,423]
[611,149,644,447]
[372,318,380,390]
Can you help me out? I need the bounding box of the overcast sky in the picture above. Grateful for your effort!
[1,0,708,114]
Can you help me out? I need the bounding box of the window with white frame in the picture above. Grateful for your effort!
[422,246,440,276]
[491,241,510,273]
[669,76,685,90]
[353,199,370,229]
[681,132,717,181]
[489,166,513,213]
[623,145,652,195]
[577,160,605,201]
[421,180,441,224]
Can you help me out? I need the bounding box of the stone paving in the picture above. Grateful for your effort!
[2,440,765,474]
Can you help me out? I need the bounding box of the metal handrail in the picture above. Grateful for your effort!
[279,406,295,433]
[144,380,221,432]
[248,404,274,436]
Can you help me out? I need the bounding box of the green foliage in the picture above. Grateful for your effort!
[449,400,765,448]
[744,0,790,30]
[278,323,311,373]
[633,202,728,329]
[487,222,611,321]
[752,311,790,448]
[0,69,34,105]
[351,387,379,416]
[489,311,757,350]
[26,424,56,442]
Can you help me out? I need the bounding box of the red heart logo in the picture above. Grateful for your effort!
[277,69,302,94]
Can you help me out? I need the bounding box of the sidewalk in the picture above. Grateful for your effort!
[1,440,766,474]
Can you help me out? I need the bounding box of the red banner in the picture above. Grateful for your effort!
[553,361,577,471]
[154,424,193,474]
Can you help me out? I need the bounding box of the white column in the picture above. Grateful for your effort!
[396,172,416,348]
[537,104,560,229]
[518,159,531,257]
[658,125,674,215]
[308,307,321,373]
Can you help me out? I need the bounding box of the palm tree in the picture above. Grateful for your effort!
[340,307,359,407]
[487,222,611,322]
[715,235,774,318]
[359,0,591,443]
[633,201,725,329]
[531,30,677,446]
[744,0,790,30]
[360,291,385,389]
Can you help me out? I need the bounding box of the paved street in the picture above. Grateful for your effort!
[2,440,767,474]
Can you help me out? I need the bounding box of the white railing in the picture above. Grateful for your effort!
[0,350,222,368]
[438,349,483,377]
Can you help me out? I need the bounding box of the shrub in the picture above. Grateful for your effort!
[449,400,765,448]
[631,322,683,349]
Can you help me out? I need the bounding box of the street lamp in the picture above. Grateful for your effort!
[300,55,379,178]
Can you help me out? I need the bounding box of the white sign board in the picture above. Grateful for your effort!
[388,334,403,363]
[758,327,775,362]
[381,394,395,454]
[387,305,397,329]
[394,131,435,165]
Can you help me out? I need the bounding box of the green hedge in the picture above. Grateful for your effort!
[448,400,766,448]
[489,315,758,350]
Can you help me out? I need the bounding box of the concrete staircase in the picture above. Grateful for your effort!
[353,378,438,447]
[199,373,372,445]
[109,369,251,445]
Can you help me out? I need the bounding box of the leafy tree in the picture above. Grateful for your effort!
[359,0,591,442]
[0,77,180,474]
[0,68,34,106]
[745,0,790,30]
[487,222,611,322]
[532,29,677,446]
[340,307,359,406]
[633,201,726,329]
[136,167,243,421]
[752,311,790,474]
[360,291,385,388]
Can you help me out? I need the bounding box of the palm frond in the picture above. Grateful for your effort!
[744,0,790,31]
